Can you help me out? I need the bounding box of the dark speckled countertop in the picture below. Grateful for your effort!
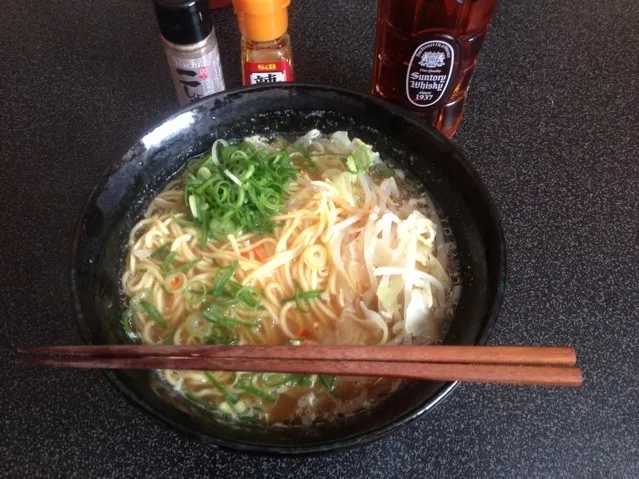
[2,0,638,477]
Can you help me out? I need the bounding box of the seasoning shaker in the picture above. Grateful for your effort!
[153,0,225,106]
[231,0,294,85]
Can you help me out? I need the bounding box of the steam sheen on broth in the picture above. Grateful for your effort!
[121,131,455,425]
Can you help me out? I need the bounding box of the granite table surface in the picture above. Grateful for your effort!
[1,0,638,477]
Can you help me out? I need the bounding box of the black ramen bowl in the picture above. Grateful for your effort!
[71,84,505,454]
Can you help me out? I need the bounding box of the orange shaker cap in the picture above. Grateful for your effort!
[232,0,290,42]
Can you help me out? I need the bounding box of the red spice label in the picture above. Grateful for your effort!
[244,61,293,85]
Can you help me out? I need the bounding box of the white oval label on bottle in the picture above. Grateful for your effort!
[406,40,456,108]
[167,42,226,106]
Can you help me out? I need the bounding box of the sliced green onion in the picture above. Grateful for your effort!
[222,280,242,298]
[262,373,297,388]
[281,287,324,304]
[129,289,152,310]
[239,164,256,182]
[203,308,256,329]
[203,303,230,320]
[161,251,177,271]
[224,169,242,186]
[202,310,221,323]
[209,217,238,239]
[236,384,277,403]
[220,317,258,329]
[210,181,231,204]
[303,245,327,271]
[235,286,262,309]
[188,195,200,219]
[210,261,238,297]
[139,300,167,329]
[171,215,195,227]
[299,375,314,387]
[344,155,358,174]
[185,280,208,306]
[204,326,236,345]
[200,209,209,249]
[230,149,250,162]
[281,285,324,313]
[259,188,281,211]
[342,143,372,175]
[197,166,212,179]
[185,313,212,339]
[353,143,372,170]
[195,178,215,196]
[183,181,190,213]
[210,139,227,166]
[162,329,177,345]
[150,242,171,258]
[164,258,202,277]
[204,371,240,405]
[183,139,300,245]
[319,375,336,392]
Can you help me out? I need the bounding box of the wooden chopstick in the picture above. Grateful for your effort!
[17,345,582,387]
[18,345,577,366]
[16,356,583,387]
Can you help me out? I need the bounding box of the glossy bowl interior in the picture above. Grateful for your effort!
[70,84,505,454]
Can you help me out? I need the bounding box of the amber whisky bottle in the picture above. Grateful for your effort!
[372,0,498,137]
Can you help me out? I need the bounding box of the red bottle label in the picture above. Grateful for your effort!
[243,61,293,85]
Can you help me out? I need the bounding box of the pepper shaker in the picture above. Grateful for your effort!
[153,0,226,106]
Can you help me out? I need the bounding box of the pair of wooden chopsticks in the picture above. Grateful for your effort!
[17,345,583,387]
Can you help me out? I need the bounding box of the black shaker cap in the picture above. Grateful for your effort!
[153,0,212,45]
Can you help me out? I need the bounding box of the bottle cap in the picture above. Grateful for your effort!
[232,0,290,43]
[153,0,213,45]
